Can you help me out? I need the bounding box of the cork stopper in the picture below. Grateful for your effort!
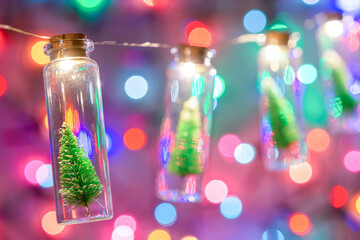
[45,33,93,60]
[178,44,208,64]
[266,31,290,46]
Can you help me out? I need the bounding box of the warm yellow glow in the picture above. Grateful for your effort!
[181,236,198,240]
[148,229,171,240]
[59,59,77,72]
[264,45,281,62]
[31,41,50,65]
[356,195,360,214]
[41,211,65,235]
[324,20,344,38]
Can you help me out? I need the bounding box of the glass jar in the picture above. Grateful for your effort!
[317,13,360,133]
[157,44,216,202]
[258,31,307,170]
[43,33,113,224]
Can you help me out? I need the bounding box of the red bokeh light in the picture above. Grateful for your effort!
[188,27,212,47]
[218,134,241,159]
[0,75,7,96]
[329,185,348,208]
[123,128,147,150]
[142,0,168,8]
[185,21,207,37]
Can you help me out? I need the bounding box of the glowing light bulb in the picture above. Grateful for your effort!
[180,62,196,77]
[324,20,344,38]
[59,60,77,72]
[264,45,281,61]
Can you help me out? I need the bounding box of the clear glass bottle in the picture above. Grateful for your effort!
[258,31,307,170]
[317,13,360,133]
[157,44,216,202]
[43,33,113,224]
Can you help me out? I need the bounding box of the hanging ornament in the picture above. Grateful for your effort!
[258,31,307,170]
[157,44,216,202]
[317,12,360,133]
[43,33,113,224]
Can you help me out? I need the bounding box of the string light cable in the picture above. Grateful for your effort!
[0,24,267,49]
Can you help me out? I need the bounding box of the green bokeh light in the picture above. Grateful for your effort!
[213,75,226,99]
[283,66,295,85]
[72,0,111,21]
[303,87,327,126]
[75,0,103,9]
[298,64,318,84]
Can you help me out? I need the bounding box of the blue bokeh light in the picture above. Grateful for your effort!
[220,196,243,219]
[36,164,53,188]
[243,10,267,33]
[262,229,285,240]
[125,75,148,100]
[234,143,256,164]
[302,0,320,5]
[336,0,360,12]
[78,129,93,157]
[154,202,177,226]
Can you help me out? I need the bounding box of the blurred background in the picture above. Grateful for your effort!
[0,0,360,239]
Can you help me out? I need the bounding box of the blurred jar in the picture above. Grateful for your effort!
[43,34,112,224]
[258,31,307,170]
[157,44,216,202]
[317,13,360,133]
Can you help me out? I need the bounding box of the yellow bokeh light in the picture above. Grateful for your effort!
[148,229,171,240]
[31,40,50,65]
[355,195,360,214]
[181,236,198,240]
[42,211,65,235]
[289,162,312,184]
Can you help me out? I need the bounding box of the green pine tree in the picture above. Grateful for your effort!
[167,97,203,176]
[323,50,357,112]
[58,122,104,217]
[262,77,300,148]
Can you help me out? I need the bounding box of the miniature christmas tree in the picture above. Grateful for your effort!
[262,77,300,148]
[323,50,357,112]
[58,122,104,217]
[167,97,203,176]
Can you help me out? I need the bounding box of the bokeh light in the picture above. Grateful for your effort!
[243,10,267,33]
[78,129,92,157]
[213,75,226,99]
[289,213,311,235]
[218,134,241,158]
[75,0,103,9]
[289,162,313,184]
[44,115,49,130]
[143,0,167,7]
[36,164,53,188]
[154,203,177,226]
[148,229,171,240]
[234,143,256,164]
[106,132,113,153]
[188,27,212,47]
[31,40,49,65]
[262,229,285,240]
[302,0,320,5]
[336,0,360,13]
[181,236,198,240]
[324,20,344,38]
[185,21,207,37]
[125,75,148,100]
[306,128,330,152]
[0,75,7,96]
[220,196,243,219]
[356,194,360,214]
[24,160,44,185]
[344,150,360,172]
[42,211,65,235]
[297,64,318,84]
[329,185,348,208]
[111,225,134,240]
[205,180,228,204]
[114,215,137,232]
[123,128,146,150]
